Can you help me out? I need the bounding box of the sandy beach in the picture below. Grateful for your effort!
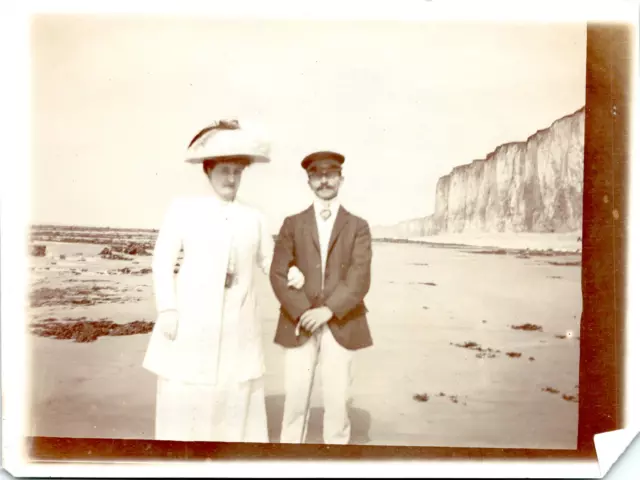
[27,237,581,449]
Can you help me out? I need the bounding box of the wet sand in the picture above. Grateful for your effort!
[28,239,581,449]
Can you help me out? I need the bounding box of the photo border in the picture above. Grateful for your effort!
[21,21,631,464]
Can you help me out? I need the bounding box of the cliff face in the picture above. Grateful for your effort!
[375,107,584,237]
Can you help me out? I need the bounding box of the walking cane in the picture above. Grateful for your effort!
[297,323,322,444]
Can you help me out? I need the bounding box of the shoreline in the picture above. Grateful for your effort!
[30,236,583,256]
[371,231,582,255]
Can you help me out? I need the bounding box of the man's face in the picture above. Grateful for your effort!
[208,159,247,201]
[307,160,343,201]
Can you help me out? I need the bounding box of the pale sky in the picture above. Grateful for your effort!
[30,17,586,232]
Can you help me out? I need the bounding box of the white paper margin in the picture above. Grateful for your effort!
[2,0,638,478]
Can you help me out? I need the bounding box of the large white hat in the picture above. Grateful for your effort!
[185,119,271,164]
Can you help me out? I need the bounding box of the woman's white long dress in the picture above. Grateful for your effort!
[142,194,273,443]
[154,284,268,443]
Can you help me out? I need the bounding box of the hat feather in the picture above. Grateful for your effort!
[185,118,271,164]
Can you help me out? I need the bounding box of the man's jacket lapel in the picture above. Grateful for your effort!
[302,206,321,254]
[328,206,349,257]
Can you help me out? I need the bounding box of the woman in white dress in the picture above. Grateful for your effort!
[142,119,303,443]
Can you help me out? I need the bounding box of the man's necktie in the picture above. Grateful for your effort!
[320,208,332,221]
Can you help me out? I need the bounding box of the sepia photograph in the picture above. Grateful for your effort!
[1,1,636,477]
[26,15,587,448]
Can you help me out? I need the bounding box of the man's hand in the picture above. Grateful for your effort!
[287,265,305,290]
[299,306,334,333]
[157,310,179,341]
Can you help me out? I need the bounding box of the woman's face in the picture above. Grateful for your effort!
[208,160,247,201]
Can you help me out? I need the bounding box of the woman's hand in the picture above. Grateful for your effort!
[157,310,179,341]
[287,265,305,290]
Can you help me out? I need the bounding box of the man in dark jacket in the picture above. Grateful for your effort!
[270,150,373,444]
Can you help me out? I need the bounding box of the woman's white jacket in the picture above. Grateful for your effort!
[142,195,273,385]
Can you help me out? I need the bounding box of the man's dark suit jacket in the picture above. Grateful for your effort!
[269,205,374,351]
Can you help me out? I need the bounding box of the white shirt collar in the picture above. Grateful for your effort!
[313,196,341,217]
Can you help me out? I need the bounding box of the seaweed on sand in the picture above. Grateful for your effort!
[30,318,154,343]
[510,323,543,332]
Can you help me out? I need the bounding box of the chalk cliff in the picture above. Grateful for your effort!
[374,107,585,237]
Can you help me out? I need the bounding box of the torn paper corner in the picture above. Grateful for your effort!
[594,427,640,478]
